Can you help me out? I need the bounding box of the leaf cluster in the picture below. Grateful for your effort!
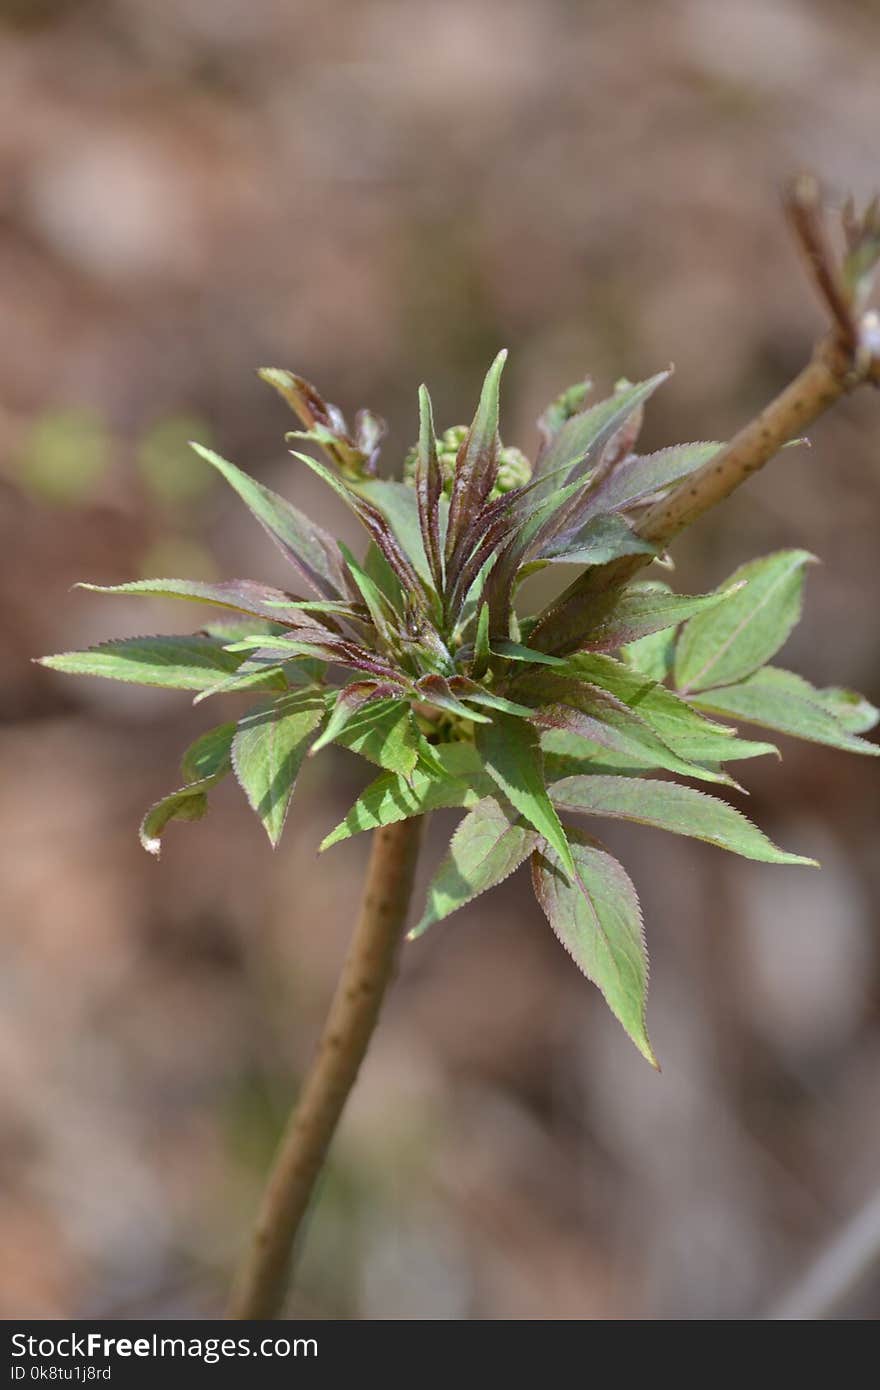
[40,359,878,1062]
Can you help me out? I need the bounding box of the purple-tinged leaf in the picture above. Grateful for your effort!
[445,350,507,587]
[227,630,407,685]
[190,442,348,599]
[532,830,656,1065]
[290,450,428,606]
[446,675,535,719]
[352,479,440,590]
[533,371,670,486]
[77,577,317,626]
[579,441,721,521]
[415,384,444,596]
[520,654,776,769]
[531,579,736,657]
[258,367,370,475]
[415,674,492,723]
[482,474,593,637]
[524,678,737,785]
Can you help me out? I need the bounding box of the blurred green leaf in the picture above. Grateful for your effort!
[17,407,111,506]
[138,414,215,507]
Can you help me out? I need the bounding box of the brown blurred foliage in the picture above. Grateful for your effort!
[1,0,879,1320]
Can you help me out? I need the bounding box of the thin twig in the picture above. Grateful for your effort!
[228,815,426,1320]
[531,181,880,654]
[766,1189,880,1320]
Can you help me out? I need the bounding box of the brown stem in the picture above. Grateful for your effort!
[638,334,852,546]
[228,815,426,1320]
[531,334,867,653]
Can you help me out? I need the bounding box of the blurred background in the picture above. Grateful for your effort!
[1,0,879,1320]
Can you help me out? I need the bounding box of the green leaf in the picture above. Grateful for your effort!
[190,442,347,598]
[549,774,816,865]
[198,618,288,642]
[621,627,676,682]
[362,541,405,610]
[39,634,246,691]
[477,714,576,875]
[139,725,235,856]
[192,655,302,705]
[320,694,424,777]
[690,667,880,756]
[541,513,657,566]
[311,681,396,752]
[472,603,491,679]
[181,722,235,782]
[491,640,568,668]
[232,690,327,845]
[540,729,680,780]
[812,685,879,734]
[410,796,540,939]
[320,744,493,850]
[531,830,656,1065]
[340,543,398,642]
[674,550,815,693]
[140,782,213,856]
